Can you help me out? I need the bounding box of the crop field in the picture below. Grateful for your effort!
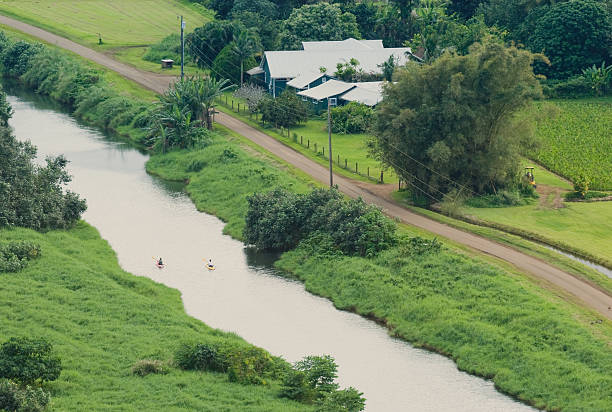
[0,223,310,411]
[532,97,612,190]
[0,0,212,47]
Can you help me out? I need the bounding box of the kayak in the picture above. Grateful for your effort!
[206,265,215,271]
[155,262,165,269]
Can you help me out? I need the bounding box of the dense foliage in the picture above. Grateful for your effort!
[244,188,397,257]
[0,241,40,273]
[0,379,50,412]
[0,125,86,231]
[526,0,612,80]
[278,3,361,50]
[186,20,240,69]
[373,43,543,198]
[330,102,373,134]
[143,33,182,63]
[0,337,61,385]
[211,44,256,85]
[258,89,308,128]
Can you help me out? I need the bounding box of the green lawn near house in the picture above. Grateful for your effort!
[218,93,398,184]
[0,222,311,411]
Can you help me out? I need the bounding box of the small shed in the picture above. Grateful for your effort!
[161,59,174,69]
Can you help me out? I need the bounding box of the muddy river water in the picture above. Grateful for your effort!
[7,86,533,411]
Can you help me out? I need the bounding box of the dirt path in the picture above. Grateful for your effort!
[3,15,611,320]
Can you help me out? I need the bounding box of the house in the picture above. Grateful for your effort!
[297,80,384,112]
[247,38,410,97]
[285,71,334,92]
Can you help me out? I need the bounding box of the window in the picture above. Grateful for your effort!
[329,97,337,106]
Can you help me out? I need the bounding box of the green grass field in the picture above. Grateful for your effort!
[0,0,212,47]
[275,231,612,412]
[0,223,311,411]
[532,97,612,190]
[218,93,398,184]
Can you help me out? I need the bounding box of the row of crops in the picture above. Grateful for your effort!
[532,98,612,190]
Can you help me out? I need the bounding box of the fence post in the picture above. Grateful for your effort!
[337,154,339,165]
[225,95,227,104]
[300,136,303,145]
[345,159,347,169]
[307,139,310,148]
[237,103,240,112]
[399,179,401,190]
[231,100,234,110]
[314,143,317,153]
[380,170,384,183]
[322,146,325,157]
[355,162,358,173]
[367,167,370,177]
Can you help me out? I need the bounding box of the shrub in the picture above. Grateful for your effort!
[222,345,274,385]
[573,174,591,198]
[280,369,315,403]
[1,41,43,77]
[464,190,533,208]
[143,34,182,63]
[0,379,50,412]
[258,90,308,128]
[316,387,366,412]
[541,77,593,99]
[185,159,206,173]
[330,102,374,134]
[0,337,61,385]
[131,359,169,377]
[174,342,226,372]
[564,190,608,201]
[0,241,41,273]
[244,188,396,257]
[400,236,442,256]
[294,355,338,395]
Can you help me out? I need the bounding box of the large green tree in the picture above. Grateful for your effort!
[186,21,241,68]
[527,0,612,79]
[232,29,261,86]
[278,3,361,50]
[373,43,543,198]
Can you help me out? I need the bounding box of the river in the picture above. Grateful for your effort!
[6,85,534,411]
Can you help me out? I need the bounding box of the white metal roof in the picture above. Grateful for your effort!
[264,47,410,79]
[297,80,356,101]
[246,66,264,75]
[340,82,384,106]
[302,38,384,51]
[286,71,326,89]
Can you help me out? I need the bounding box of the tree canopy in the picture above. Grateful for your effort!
[373,43,543,199]
[527,0,612,79]
[278,3,361,50]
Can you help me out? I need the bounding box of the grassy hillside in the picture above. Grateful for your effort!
[533,97,612,190]
[0,223,312,411]
[0,0,212,47]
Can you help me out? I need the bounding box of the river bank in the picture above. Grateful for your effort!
[1,32,610,411]
[0,223,312,411]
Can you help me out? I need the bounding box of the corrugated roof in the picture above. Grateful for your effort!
[286,72,326,89]
[297,80,356,101]
[246,66,264,75]
[340,82,384,106]
[302,38,384,51]
[264,47,410,79]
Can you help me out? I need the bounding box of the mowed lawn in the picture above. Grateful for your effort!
[0,0,213,47]
[463,201,612,264]
[532,97,612,190]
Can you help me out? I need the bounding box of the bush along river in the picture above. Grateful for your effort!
[5,84,535,411]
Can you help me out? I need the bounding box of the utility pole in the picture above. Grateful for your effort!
[327,97,333,187]
[180,16,185,81]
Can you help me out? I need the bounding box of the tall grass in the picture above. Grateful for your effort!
[0,223,312,411]
[275,239,612,411]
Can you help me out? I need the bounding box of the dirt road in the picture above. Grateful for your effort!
[3,15,611,319]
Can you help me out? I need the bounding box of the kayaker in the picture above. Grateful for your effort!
[158,257,164,266]
[207,259,213,268]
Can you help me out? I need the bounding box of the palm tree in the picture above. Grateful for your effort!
[232,29,260,86]
[193,76,234,129]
